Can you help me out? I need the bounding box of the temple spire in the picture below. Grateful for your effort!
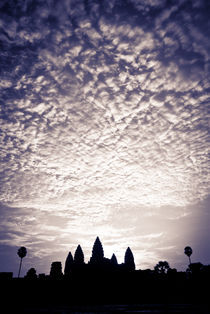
[90,236,104,264]
[124,247,135,270]
[111,253,118,265]
[74,245,84,264]
[64,252,73,276]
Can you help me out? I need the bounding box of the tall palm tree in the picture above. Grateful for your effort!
[184,246,192,265]
[17,247,27,278]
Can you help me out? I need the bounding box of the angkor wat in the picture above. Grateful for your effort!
[49,236,135,280]
[0,238,209,313]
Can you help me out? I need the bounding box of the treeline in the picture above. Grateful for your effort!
[1,264,209,308]
[0,238,209,309]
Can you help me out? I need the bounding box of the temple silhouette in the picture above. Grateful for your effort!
[0,239,209,312]
[50,237,135,279]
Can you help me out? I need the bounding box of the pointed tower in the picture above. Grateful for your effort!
[111,253,118,265]
[74,245,84,264]
[90,236,104,264]
[64,252,74,276]
[124,247,135,270]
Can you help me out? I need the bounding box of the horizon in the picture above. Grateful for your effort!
[1,234,208,277]
[0,0,210,276]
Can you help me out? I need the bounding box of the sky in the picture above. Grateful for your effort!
[0,0,209,276]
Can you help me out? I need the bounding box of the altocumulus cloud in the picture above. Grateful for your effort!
[0,0,210,273]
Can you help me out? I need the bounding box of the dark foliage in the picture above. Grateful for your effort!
[17,247,27,259]
[184,246,193,257]
[25,268,37,280]
[154,261,170,274]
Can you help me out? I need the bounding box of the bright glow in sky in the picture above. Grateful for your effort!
[0,0,209,275]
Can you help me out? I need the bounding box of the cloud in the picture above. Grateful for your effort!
[0,0,209,272]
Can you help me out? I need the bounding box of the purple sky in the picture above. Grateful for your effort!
[0,0,210,276]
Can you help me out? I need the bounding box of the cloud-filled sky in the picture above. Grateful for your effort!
[0,0,209,275]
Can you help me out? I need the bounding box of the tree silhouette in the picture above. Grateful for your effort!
[90,236,104,264]
[124,247,135,270]
[25,268,37,280]
[64,252,74,276]
[74,245,84,264]
[154,261,170,274]
[17,246,27,278]
[184,246,193,265]
[188,262,203,275]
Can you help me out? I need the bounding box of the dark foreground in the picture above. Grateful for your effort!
[1,270,209,313]
[6,304,207,314]
[12,304,209,314]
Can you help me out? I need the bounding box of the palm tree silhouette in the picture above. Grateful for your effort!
[17,247,27,278]
[184,246,192,265]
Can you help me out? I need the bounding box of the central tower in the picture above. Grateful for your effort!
[89,236,104,264]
